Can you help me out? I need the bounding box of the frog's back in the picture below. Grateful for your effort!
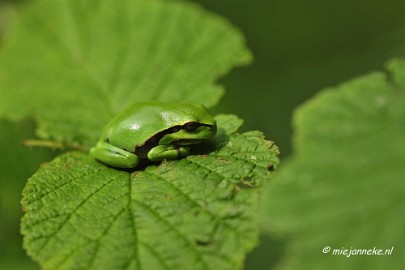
[101,102,208,151]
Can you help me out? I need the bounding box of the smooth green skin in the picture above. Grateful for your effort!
[90,102,217,168]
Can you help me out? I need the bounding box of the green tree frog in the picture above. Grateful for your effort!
[90,102,217,168]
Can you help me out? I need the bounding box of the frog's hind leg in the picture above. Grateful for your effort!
[90,142,139,169]
[147,145,190,162]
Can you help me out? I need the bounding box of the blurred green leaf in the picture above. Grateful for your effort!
[260,59,405,269]
[0,0,251,147]
[214,114,244,136]
[22,115,279,270]
[0,119,55,270]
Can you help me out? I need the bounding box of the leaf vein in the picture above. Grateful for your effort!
[134,199,210,270]
[123,175,142,270]
[35,175,117,255]
[145,170,239,233]
[87,207,127,269]
[27,168,103,205]
[139,240,172,270]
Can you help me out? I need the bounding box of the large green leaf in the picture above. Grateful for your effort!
[0,0,251,146]
[260,59,405,269]
[21,115,279,270]
[0,1,281,269]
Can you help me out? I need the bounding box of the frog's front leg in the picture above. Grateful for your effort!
[90,141,139,168]
[147,145,190,162]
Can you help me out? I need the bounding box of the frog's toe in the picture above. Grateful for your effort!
[90,144,139,169]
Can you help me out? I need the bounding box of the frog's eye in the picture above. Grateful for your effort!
[183,122,199,132]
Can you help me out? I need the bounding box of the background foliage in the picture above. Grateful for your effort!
[261,60,405,269]
[1,0,404,269]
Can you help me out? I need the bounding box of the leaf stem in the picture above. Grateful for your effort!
[22,139,87,151]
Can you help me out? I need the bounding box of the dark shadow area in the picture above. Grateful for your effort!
[244,234,288,270]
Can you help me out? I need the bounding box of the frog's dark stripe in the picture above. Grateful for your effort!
[134,122,212,159]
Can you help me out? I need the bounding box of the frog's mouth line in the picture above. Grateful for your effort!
[175,139,205,145]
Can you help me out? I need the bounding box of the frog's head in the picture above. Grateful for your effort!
[159,104,217,145]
